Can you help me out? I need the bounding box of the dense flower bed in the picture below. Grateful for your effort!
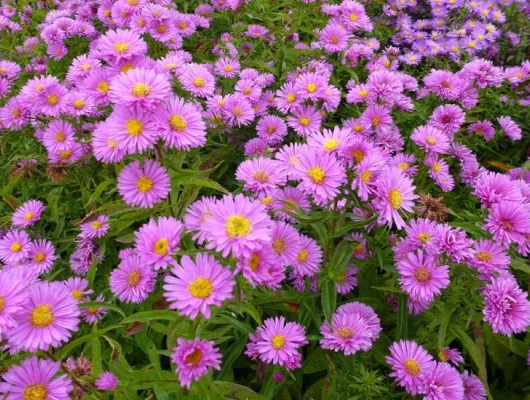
[0,0,530,398]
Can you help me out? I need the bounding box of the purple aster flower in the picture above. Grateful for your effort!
[28,239,57,273]
[236,157,287,196]
[461,371,487,400]
[81,294,107,325]
[410,125,450,154]
[483,201,530,248]
[291,234,323,277]
[172,338,222,389]
[109,255,156,303]
[0,230,31,264]
[320,311,374,355]
[80,215,109,239]
[498,116,522,141]
[106,105,158,154]
[95,371,119,391]
[135,217,183,270]
[419,362,464,400]
[0,269,27,331]
[468,120,495,141]
[11,200,45,228]
[438,347,464,366]
[336,301,382,340]
[432,224,475,263]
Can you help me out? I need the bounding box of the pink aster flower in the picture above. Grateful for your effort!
[96,28,147,61]
[483,201,530,247]
[27,239,57,273]
[274,82,301,113]
[80,215,109,239]
[473,172,523,208]
[419,362,464,400]
[483,273,530,336]
[360,104,393,133]
[270,220,301,266]
[214,57,240,78]
[7,281,80,352]
[498,116,522,141]
[204,193,272,258]
[0,357,73,399]
[11,199,45,228]
[438,347,464,366]
[386,340,433,396]
[461,371,487,400]
[172,338,222,389]
[91,121,126,163]
[0,269,27,331]
[155,96,207,150]
[179,63,216,98]
[429,104,466,137]
[291,234,323,277]
[319,24,351,52]
[410,125,450,154]
[320,311,374,355]
[117,160,171,208]
[307,127,351,156]
[256,115,287,144]
[64,277,93,302]
[286,105,322,137]
[432,224,475,263]
[135,217,183,270]
[163,253,234,319]
[235,157,286,196]
[106,105,158,154]
[109,255,156,303]
[468,238,510,279]
[336,301,382,340]
[468,120,495,141]
[335,267,358,294]
[42,119,76,154]
[0,229,31,264]
[246,317,308,370]
[237,248,285,289]
[95,371,119,391]
[81,294,107,325]
[271,186,311,223]
[183,196,217,245]
[373,167,418,229]
[109,68,171,109]
[223,94,255,127]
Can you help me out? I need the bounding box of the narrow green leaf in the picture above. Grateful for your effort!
[217,334,248,380]
[396,294,408,340]
[321,279,336,322]
[121,310,182,324]
[57,325,121,360]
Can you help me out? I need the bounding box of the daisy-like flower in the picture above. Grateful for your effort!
[432,224,475,263]
[0,229,31,264]
[336,301,382,340]
[91,121,126,163]
[461,371,487,400]
[163,253,234,319]
[42,119,76,154]
[410,125,450,154]
[483,273,530,335]
[320,311,374,355]
[0,357,73,399]
[7,281,80,352]
[386,340,433,396]
[117,160,171,208]
[483,201,530,247]
[498,116,522,141]
[204,193,272,258]
[246,317,308,370]
[235,157,286,196]
[291,234,323,277]
[272,186,311,223]
[96,28,147,61]
[63,277,93,302]
[155,96,207,150]
[320,24,350,52]
[256,115,287,144]
[95,371,119,391]
[109,68,171,110]
[468,239,510,279]
[179,63,216,98]
[237,248,285,289]
[294,147,346,204]
[373,167,418,229]
[307,127,351,156]
[27,239,57,273]
[275,82,301,113]
[109,255,156,303]
[0,269,27,331]
[438,347,464,366]
[429,104,466,137]
[183,196,217,245]
[214,57,240,78]
[12,199,45,228]
[473,172,523,208]
[419,362,464,400]
[224,94,255,127]
[106,105,158,154]
[81,294,107,325]
[286,105,322,137]
[335,267,358,294]
[80,215,109,239]
[135,217,183,270]
[172,338,222,389]
[294,72,327,101]
[468,120,495,141]
[397,250,449,301]
[270,220,301,266]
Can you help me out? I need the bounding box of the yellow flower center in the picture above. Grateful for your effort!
[297,249,308,263]
[324,139,339,151]
[272,238,286,255]
[168,114,187,132]
[515,72,523,79]
[225,215,252,238]
[252,170,270,183]
[223,64,233,72]
[418,233,431,243]
[298,116,310,126]
[337,327,353,339]
[108,139,117,148]
[404,359,421,376]
[23,384,48,400]
[388,189,403,209]
[81,63,91,71]
[248,253,260,271]
[114,42,130,54]
[178,22,188,29]
[71,290,84,301]
[136,176,153,193]
[353,243,364,254]
[372,117,380,126]
[242,87,252,95]
[306,83,317,93]
[286,93,296,103]
[352,149,365,163]
[127,271,141,287]
[398,162,409,171]
[157,24,167,33]
[360,171,372,183]
[131,83,151,98]
[125,118,143,136]
[425,136,437,145]
[24,211,35,220]
[233,107,244,117]
[91,221,102,230]
[432,163,441,173]
[154,238,169,256]
[121,64,135,73]
[262,196,273,205]
[30,304,54,328]
[271,334,286,350]
[476,251,492,262]
[12,108,21,118]
[87,306,100,314]
[185,348,203,366]
[97,81,109,93]
[308,167,325,184]
[414,267,432,283]
[73,99,85,109]
[438,350,450,362]
[349,13,358,21]
[358,89,369,97]
[47,94,59,105]
[193,77,205,88]
[10,241,22,252]
[0,296,5,313]
[59,149,72,160]
[34,252,46,262]
[188,277,213,299]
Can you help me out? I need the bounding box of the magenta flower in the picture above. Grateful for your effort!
[498,116,522,141]
[96,28,147,61]
[0,269,27,331]
[28,239,57,273]
[0,229,31,264]
[236,157,286,196]
[410,125,450,154]
[179,63,216,98]
[469,239,510,279]
[336,301,382,340]
[117,160,171,208]
[80,215,110,239]
[106,105,158,154]
[42,119,76,154]
[335,267,358,294]
[237,248,285,289]
[256,114,288,144]
[270,220,301,266]
[420,362,464,400]
[320,311,374,355]
[11,199,45,228]
[135,217,183,270]
[429,104,465,137]
[109,68,171,109]
[461,371,487,400]
[64,277,93,302]
[172,337,222,389]
[468,120,495,141]
[473,172,523,208]
[287,105,322,137]
[183,196,217,245]
[163,253,235,319]
[291,234,323,277]
[438,347,464,366]
[483,201,530,247]
[109,255,156,303]
[95,371,119,391]
[81,294,107,325]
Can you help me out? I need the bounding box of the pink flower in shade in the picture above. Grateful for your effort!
[0,229,31,264]
[172,338,222,389]
[94,371,118,391]
[461,371,487,400]
[271,186,311,223]
[155,96,207,150]
[109,68,171,110]
[223,94,255,127]
[81,294,107,325]
[320,311,374,355]
[179,63,216,98]
[419,362,464,400]
[204,193,272,258]
[246,317,308,370]
[336,302,382,340]
[163,253,234,319]
[96,28,147,61]
[11,199,45,228]
[373,167,418,229]
[42,120,76,153]
[64,277,93,303]
[386,340,433,396]
[80,215,109,239]
[410,125,450,154]
[135,217,183,270]
[0,357,73,400]
[0,269,27,331]
[28,239,57,273]
[432,224,475,263]
[183,196,217,245]
[106,105,158,154]
[473,172,523,208]
[438,347,464,366]
[468,120,495,141]
[293,147,346,205]
[334,267,358,294]
[91,121,126,164]
[117,160,171,208]
[408,295,433,315]
[256,115,287,144]
[483,201,530,247]
[498,116,522,140]
[237,248,285,289]
[291,234,323,277]
[109,255,156,303]
[468,239,510,280]
[7,281,80,352]
[286,105,322,137]
[270,220,301,266]
[236,158,286,196]
[429,104,466,137]
[397,250,449,301]
[483,273,530,336]
[235,78,262,103]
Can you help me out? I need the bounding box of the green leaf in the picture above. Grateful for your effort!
[121,310,182,324]
[213,381,266,400]
[329,240,353,273]
[303,347,328,374]
[510,257,530,275]
[85,179,114,208]
[396,294,408,340]
[91,337,103,378]
[332,214,379,238]
[452,326,489,394]
[217,334,248,381]
[321,279,336,322]
[57,325,122,360]
[212,315,253,335]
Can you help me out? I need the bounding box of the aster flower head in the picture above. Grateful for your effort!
[256,115,288,144]
[320,311,374,355]
[419,362,465,400]
[109,68,171,109]
[135,217,183,270]
[183,196,217,245]
[483,201,530,248]
[429,104,466,137]
[12,200,45,228]
[106,105,158,154]
[473,172,523,208]
[80,215,109,239]
[0,229,31,264]
[410,125,450,154]
[287,105,322,137]
[172,338,222,389]
[179,63,216,98]
[291,234,323,277]
[336,301,382,340]
[461,371,487,400]
[95,371,119,391]
[468,120,495,141]
[235,157,287,196]
[163,253,234,319]
[42,119,76,154]
[64,277,93,302]
[82,294,107,324]
[96,28,147,61]
[109,254,156,303]
[498,116,522,141]
[28,239,57,273]
[0,269,28,331]
[438,347,464,366]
